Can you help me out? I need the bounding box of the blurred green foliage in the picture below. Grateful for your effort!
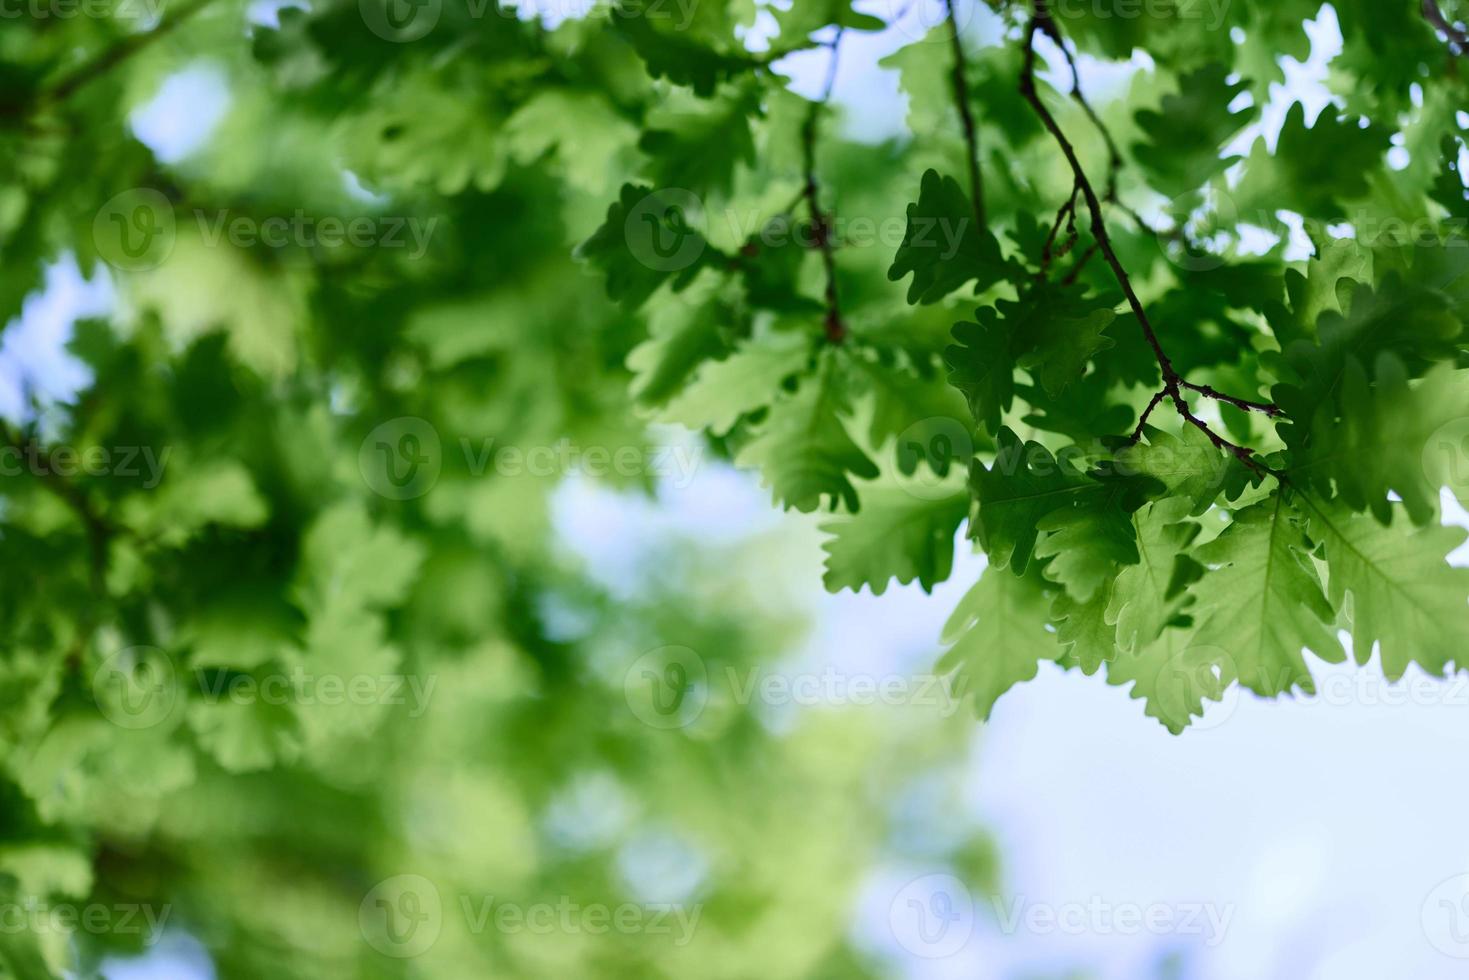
[0,3,1004,976]
[5,0,1469,974]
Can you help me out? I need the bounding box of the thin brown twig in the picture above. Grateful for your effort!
[1040,182,1079,274]
[1019,4,1280,475]
[1178,380,1282,418]
[1050,26,1124,203]
[0,0,218,120]
[803,30,847,343]
[1020,13,1175,378]
[1424,0,1469,55]
[1061,240,1099,284]
[1170,393,1283,478]
[945,0,986,226]
[1128,389,1168,443]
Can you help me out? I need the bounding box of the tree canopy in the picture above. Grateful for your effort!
[3,0,1469,974]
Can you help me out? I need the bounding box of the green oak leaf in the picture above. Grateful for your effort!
[1050,572,1120,675]
[1187,494,1345,697]
[735,353,879,512]
[660,331,811,434]
[973,428,1153,581]
[1234,101,1391,220]
[1018,306,1116,399]
[610,1,761,96]
[938,565,1059,721]
[887,170,1011,305]
[1113,421,1254,516]
[1033,471,1145,603]
[1106,497,1202,654]
[577,184,717,310]
[1106,626,1235,735]
[1132,63,1256,196]
[772,0,885,50]
[1294,357,1469,524]
[626,273,740,407]
[820,483,967,595]
[946,311,1016,436]
[1302,495,1469,681]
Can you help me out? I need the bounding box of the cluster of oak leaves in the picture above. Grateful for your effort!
[581,0,1469,733]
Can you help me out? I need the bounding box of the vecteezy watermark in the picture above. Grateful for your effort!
[458,895,700,946]
[880,0,975,42]
[990,895,1235,945]
[94,189,176,272]
[360,418,443,501]
[192,668,437,718]
[190,210,437,258]
[359,0,699,43]
[1423,873,1469,957]
[1152,651,1469,730]
[1422,416,1469,501]
[93,190,437,271]
[625,188,708,273]
[0,0,162,18]
[0,900,171,945]
[624,646,709,730]
[358,418,705,500]
[1156,189,1469,273]
[1151,644,1238,732]
[358,875,702,959]
[0,442,170,488]
[1293,670,1469,710]
[360,875,443,958]
[990,429,1241,488]
[887,874,1234,960]
[1044,0,1233,32]
[619,187,974,273]
[622,647,967,730]
[92,646,180,730]
[889,874,975,959]
[91,646,437,730]
[894,416,974,500]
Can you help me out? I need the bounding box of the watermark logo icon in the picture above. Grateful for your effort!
[93,189,175,272]
[1422,417,1469,501]
[360,875,443,958]
[625,188,706,273]
[624,646,708,730]
[92,645,179,730]
[883,0,972,42]
[1423,873,1469,957]
[1154,644,1238,732]
[360,418,442,500]
[889,873,974,958]
[895,416,974,500]
[360,0,441,41]
[1156,188,1237,273]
